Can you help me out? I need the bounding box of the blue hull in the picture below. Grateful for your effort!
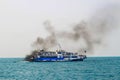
[33,57,83,62]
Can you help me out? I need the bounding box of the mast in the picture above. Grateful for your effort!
[58,43,62,51]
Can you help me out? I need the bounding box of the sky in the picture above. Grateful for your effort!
[0,0,120,57]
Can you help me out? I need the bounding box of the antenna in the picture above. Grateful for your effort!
[79,48,87,55]
[58,43,62,51]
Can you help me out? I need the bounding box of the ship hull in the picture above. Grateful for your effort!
[33,57,84,62]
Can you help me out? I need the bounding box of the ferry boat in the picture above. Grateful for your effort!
[25,50,87,62]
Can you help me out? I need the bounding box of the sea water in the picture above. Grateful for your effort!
[0,57,120,80]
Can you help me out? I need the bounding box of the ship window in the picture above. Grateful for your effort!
[58,52,61,54]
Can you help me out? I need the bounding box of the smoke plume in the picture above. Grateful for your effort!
[32,21,57,50]
[32,4,120,54]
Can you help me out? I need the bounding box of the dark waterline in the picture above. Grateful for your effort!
[0,57,120,80]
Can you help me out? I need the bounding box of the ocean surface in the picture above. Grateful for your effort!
[0,57,120,80]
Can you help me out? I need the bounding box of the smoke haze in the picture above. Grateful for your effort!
[32,4,120,55]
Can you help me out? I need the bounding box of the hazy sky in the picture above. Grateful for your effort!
[0,0,120,57]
